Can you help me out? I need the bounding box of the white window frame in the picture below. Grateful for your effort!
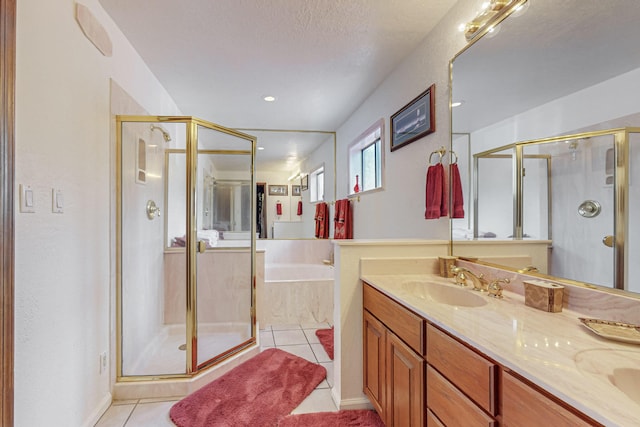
[309,164,325,203]
[348,118,385,196]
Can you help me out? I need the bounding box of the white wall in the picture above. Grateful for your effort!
[329,0,480,408]
[15,0,181,425]
[334,0,477,240]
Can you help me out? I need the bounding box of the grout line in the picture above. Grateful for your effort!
[122,401,138,427]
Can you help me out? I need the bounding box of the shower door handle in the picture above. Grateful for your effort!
[197,240,207,253]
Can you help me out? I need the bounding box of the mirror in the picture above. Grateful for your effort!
[239,129,336,240]
[451,0,640,294]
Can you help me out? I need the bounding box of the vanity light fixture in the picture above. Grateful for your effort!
[463,0,527,42]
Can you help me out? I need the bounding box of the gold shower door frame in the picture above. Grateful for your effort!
[116,115,257,381]
[473,127,640,291]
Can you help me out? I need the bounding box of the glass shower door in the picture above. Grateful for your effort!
[117,116,256,379]
[194,124,255,369]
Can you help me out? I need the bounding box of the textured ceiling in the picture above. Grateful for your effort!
[99,0,456,131]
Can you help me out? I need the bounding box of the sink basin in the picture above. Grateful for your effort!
[574,349,640,405]
[399,281,487,308]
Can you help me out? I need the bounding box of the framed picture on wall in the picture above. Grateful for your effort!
[390,84,436,151]
[301,174,308,191]
[292,185,301,196]
[268,184,288,196]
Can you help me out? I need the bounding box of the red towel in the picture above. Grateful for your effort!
[297,200,303,216]
[425,164,442,219]
[333,199,353,239]
[450,163,465,218]
[276,202,282,216]
[314,202,329,239]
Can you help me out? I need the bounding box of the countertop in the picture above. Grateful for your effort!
[361,273,640,427]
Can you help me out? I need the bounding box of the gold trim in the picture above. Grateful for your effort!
[460,127,639,292]
[116,116,257,381]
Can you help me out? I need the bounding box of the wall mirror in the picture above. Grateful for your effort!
[450,0,640,294]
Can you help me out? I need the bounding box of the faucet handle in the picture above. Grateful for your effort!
[450,266,469,286]
[488,278,510,299]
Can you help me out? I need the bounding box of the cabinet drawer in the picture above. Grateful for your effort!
[363,283,424,354]
[426,323,497,415]
[427,365,497,427]
[502,371,598,427]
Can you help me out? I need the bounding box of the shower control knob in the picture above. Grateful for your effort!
[578,200,601,218]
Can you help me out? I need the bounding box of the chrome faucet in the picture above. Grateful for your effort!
[450,266,486,291]
[488,278,511,298]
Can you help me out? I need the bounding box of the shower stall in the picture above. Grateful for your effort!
[473,127,640,292]
[116,116,256,380]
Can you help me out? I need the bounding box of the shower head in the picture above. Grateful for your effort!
[150,124,172,142]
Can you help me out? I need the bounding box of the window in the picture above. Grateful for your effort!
[349,119,384,195]
[309,165,324,203]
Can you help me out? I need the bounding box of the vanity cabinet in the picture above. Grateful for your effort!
[363,283,424,426]
[502,370,595,427]
[363,281,602,427]
[426,323,498,426]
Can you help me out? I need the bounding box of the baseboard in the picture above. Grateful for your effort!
[83,392,112,427]
[333,390,373,411]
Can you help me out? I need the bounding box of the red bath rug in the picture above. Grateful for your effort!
[169,348,326,427]
[315,327,334,360]
[278,410,385,426]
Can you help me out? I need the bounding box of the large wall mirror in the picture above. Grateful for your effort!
[451,0,640,294]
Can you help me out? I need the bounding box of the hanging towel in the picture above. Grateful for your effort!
[425,164,443,219]
[297,200,303,216]
[333,199,353,239]
[276,201,282,216]
[440,163,449,217]
[450,163,465,218]
[314,202,330,239]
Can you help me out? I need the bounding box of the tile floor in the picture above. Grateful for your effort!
[95,322,336,427]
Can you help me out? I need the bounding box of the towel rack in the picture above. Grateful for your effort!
[329,196,360,205]
[429,146,458,165]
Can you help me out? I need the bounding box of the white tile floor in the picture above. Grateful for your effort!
[95,323,336,427]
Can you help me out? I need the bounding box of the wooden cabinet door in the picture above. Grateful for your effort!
[502,371,597,427]
[363,310,386,419]
[386,331,424,427]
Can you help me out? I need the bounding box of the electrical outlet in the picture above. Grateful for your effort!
[100,352,107,374]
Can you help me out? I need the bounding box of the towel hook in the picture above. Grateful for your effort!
[450,150,458,165]
[429,146,447,164]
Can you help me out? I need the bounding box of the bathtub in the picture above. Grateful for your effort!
[258,263,334,325]
[265,263,334,281]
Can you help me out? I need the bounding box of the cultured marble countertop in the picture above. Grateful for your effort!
[361,273,640,427]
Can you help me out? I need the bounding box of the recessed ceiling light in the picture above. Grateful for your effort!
[263,95,276,102]
[257,146,265,150]
[452,101,464,107]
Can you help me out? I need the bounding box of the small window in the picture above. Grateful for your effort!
[309,165,324,203]
[349,119,384,195]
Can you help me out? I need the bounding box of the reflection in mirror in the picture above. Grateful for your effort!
[238,129,336,239]
[450,0,640,294]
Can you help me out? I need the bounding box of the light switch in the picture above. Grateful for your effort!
[19,184,35,213]
[52,188,63,213]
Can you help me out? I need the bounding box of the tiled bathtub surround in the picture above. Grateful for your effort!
[259,266,334,325]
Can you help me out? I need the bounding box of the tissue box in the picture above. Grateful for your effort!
[524,280,564,312]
